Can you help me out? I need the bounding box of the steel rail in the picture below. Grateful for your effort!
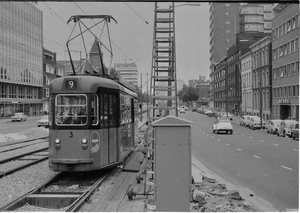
[0,156,48,178]
[66,171,113,212]
[0,147,48,164]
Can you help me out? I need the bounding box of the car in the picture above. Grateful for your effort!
[179,108,185,113]
[205,110,213,115]
[11,112,27,122]
[291,123,299,140]
[218,112,233,120]
[277,120,299,137]
[207,111,217,117]
[37,115,49,128]
[249,117,265,130]
[212,117,233,134]
[265,119,282,134]
[243,115,259,127]
[239,115,253,126]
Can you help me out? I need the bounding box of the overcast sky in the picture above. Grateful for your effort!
[36,2,210,87]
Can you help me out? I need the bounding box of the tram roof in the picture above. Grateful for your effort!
[50,75,137,97]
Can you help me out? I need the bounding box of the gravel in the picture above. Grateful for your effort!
[0,161,58,208]
[0,142,48,161]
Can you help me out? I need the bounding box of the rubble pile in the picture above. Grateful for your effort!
[191,176,258,212]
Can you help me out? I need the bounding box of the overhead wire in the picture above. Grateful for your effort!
[73,2,132,61]
[124,2,152,28]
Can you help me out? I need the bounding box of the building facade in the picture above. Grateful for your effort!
[42,48,56,114]
[0,2,43,117]
[239,3,273,33]
[114,62,138,85]
[211,57,227,111]
[209,3,240,74]
[250,36,273,120]
[240,51,253,115]
[272,3,299,120]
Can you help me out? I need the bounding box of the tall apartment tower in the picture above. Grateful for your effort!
[209,3,240,74]
[209,3,274,74]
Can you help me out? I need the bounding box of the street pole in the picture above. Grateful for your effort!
[147,73,149,118]
[260,73,262,129]
[140,74,142,122]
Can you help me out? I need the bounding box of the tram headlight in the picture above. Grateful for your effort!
[54,138,61,150]
[82,138,88,150]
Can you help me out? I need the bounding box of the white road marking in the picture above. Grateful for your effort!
[293,149,298,151]
[260,140,264,142]
[237,148,242,151]
[281,165,293,171]
[253,155,261,159]
[250,137,253,139]
[217,139,221,141]
[225,143,229,146]
[274,144,279,146]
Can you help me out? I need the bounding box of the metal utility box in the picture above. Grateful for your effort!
[151,116,193,212]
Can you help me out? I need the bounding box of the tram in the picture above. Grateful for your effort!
[48,14,139,172]
[48,75,139,171]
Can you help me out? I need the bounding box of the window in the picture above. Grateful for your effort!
[55,94,88,126]
[91,94,99,126]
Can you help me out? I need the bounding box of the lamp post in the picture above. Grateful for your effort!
[226,87,233,117]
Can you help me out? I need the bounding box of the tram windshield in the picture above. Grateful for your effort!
[55,94,88,125]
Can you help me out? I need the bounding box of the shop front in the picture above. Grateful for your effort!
[0,100,43,118]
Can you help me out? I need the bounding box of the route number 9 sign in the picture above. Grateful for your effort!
[65,80,77,90]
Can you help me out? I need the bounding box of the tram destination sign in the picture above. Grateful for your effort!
[65,80,77,90]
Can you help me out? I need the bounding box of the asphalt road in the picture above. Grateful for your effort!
[0,116,44,134]
[180,111,299,211]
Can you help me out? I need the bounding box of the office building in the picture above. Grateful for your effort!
[114,62,138,85]
[240,51,253,115]
[249,36,272,120]
[239,3,273,33]
[272,3,299,120]
[0,2,43,117]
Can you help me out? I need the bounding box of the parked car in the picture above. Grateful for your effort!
[277,120,299,137]
[218,112,233,120]
[11,112,27,122]
[205,110,212,115]
[244,115,259,127]
[212,117,233,134]
[37,115,49,128]
[239,115,253,126]
[291,123,299,140]
[249,117,266,130]
[265,119,283,134]
[207,111,217,117]
[179,108,185,113]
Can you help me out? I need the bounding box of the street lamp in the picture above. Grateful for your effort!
[226,87,233,117]
[174,3,201,8]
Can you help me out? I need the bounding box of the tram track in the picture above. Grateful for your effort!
[0,170,113,212]
[0,148,48,178]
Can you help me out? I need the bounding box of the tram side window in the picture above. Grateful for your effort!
[90,94,99,125]
[120,94,126,125]
[55,95,87,126]
[109,94,118,127]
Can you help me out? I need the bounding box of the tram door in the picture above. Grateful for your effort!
[98,91,118,166]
